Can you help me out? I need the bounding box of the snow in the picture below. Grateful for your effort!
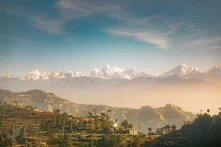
[162,64,201,78]
[0,73,13,79]
[0,64,219,80]
[24,69,42,80]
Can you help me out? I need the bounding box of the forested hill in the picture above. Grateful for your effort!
[0,89,194,132]
[150,112,221,147]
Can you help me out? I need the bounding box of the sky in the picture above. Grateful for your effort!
[1,0,221,76]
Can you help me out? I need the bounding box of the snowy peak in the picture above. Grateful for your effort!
[101,65,125,79]
[162,64,201,77]
[20,65,154,80]
[100,65,154,79]
[24,70,42,80]
[1,64,220,80]
[24,70,59,80]
[0,73,13,79]
[102,65,122,73]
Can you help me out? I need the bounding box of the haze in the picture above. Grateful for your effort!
[1,0,221,114]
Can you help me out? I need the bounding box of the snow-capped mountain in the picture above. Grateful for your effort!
[0,73,14,79]
[161,64,201,78]
[24,69,84,80]
[0,64,220,80]
[89,65,154,79]
[0,64,220,114]
[24,70,43,80]
[19,65,155,80]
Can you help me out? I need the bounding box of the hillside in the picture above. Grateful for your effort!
[0,95,220,147]
[0,89,194,132]
[149,113,221,147]
[0,101,143,146]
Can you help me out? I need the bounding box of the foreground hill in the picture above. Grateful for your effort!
[0,98,220,147]
[0,89,194,132]
[149,113,221,147]
[0,101,143,146]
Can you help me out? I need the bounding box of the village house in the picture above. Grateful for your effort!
[34,107,44,112]
[128,128,138,135]
[112,118,119,130]
[113,122,118,128]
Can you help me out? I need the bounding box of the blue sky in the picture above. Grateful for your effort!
[1,0,221,75]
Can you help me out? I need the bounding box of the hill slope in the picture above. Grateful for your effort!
[0,89,194,132]
[150,113,221,147]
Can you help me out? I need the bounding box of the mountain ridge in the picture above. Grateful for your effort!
[1,64,220,114]
[0,89,194,132]
[1,64,220,80]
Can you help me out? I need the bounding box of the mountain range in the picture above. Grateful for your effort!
[0,64,221,114]
[0,89,194,132]
[1,64,220,80]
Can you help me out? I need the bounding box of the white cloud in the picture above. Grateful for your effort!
[23,0,121,34]
[6,0,221,51]
[56,0,122,19]
[30,16,64,34]
[5,7,65,34]
[109,29,170,49]
[173,36,221,51]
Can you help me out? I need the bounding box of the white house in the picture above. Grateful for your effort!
[128,128,138,135]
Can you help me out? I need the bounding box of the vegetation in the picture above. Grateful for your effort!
[149,112,221,147]
[0,101,136,146]
[0,100,221,146]
[0,89,195,133]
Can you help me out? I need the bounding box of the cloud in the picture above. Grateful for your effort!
[176,37,221,51]
[5,7,65,34]
[8,0,122,34]
[5,0,221,51]
[109,29,170,49]
[107,14,221,51]
[56,0,122,19]
[30,16,64,34]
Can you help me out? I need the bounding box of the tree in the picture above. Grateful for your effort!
[61,120,65,133]
[131,135,145,147]
[207,109,210,114]
[90,138,95,147]
[10,136,17,147]
[148,127,152,138]
[172,125,177,131]
[63,133,72,147]
[121,120,133,130]
[56,114,66,132]
[4,132,12,147]
[53,109,60,114]
[59,133,72,147]
[69,121,73,133]
[97,135,127,146]
[101,112,109,120]
[20,126,27,145]
[42,119,50,131]
[100,113,113,134]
